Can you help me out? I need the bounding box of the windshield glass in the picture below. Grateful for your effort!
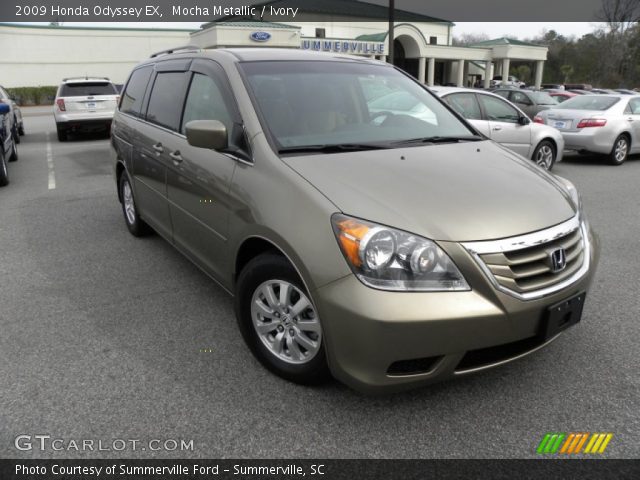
[240,61,475,151]
[529,92,558,105]
[555,95,620,111]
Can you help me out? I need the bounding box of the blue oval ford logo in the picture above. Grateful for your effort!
[250,31,271,42]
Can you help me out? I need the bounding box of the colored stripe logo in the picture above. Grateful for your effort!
[537,433,613,454]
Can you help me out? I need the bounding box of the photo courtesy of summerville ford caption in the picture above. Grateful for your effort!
[110,48,600,393]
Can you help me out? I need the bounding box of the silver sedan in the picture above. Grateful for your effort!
[535,95,640,165]
[433,87,564,170]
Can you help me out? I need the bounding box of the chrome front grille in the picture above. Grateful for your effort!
[462,216,590,300]
[479,228,584,294]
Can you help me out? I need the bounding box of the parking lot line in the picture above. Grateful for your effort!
[46,132,56,190]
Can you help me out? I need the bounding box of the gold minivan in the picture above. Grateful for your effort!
[111,48,599,393]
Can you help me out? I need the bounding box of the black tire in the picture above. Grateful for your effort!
[12,121,20,144]
[531,139,556,171]
[0,149,8,187]
[18,123,25,136]
[608,134,629,165]
[56,125,67,142]
[235,253,330,385]
[118,172,152,237]
[8,140,18,162]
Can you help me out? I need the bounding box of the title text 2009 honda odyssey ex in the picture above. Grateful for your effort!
[111,48,599,393]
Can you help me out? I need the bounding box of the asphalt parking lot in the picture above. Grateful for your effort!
[1,108,639,459]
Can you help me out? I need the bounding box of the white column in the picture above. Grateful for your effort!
[380,55,387,63]
[418,57,426,84]
[502,58,511,80]
[483,62,493,89]
[427,57,435,86]
[535,60,544,89]
[456,60,465,87]
[370,54,376,60]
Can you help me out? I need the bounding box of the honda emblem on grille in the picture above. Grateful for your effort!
[550,248,567,273]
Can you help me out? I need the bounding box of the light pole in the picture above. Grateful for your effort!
[388,0,395,64]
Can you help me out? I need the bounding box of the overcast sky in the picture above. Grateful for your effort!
[18,22,603,40]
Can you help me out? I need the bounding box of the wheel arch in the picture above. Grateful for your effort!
[115,161,126,203]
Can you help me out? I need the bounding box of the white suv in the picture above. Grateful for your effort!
[53,77,119,141]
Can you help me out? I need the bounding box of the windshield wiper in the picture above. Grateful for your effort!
[278,143,393,154]
[392,135,484,146]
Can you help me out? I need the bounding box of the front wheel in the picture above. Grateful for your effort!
[609,135,629,165]
[532,140,555,170]
[235,253,329,385]
[119,172,151,237]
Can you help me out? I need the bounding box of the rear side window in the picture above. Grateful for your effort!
[121,67,153,117]
[445,93,482,120]
[60,82,116,96]
[181,73,233,134]
[146,72,189,131]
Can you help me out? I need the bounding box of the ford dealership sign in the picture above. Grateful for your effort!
[250,31,272,42]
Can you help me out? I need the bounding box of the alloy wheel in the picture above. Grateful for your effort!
[535,144,554,170]
[122,180,136,225]
[614,138,628,163]
[250,280,322,365]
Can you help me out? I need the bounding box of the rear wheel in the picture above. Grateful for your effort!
[56,125,67,142]
[12,120,20,144]
[532,140,556,170]
[609,135,629,165]
[119,172,151,237]
[18,123,25,136]
[8,140,18,162]
[235,253,329,385]
[0,149,8,187]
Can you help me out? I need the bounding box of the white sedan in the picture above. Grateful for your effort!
[432,87,564,170]
[535,95,640,165]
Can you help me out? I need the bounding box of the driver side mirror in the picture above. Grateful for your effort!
[185,120,228,151]
[518,115,531,126]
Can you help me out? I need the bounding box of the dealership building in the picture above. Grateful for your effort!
[0,1,549,89]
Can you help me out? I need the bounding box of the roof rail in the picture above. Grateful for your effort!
[150,45,202,58]
[62,76,110,82]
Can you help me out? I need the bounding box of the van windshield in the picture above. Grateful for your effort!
[240,61,477,153]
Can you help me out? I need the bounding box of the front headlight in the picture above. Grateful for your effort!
[331,214,470,292]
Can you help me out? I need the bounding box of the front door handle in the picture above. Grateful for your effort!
[493,125,502,131]
[628,117,635,122]
[169,151,183,163]
[152,142,164,154]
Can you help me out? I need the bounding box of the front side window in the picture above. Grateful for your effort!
[478,95,520,123]
[181,73,233,134]
[121,67,152,117]
[240,61,476,151]
[146,72,189,131]
[445,93,483,120]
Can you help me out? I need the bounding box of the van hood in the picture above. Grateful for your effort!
[283,140,575,242]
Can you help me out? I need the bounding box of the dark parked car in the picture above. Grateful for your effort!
[493,89,559,118]
[0,85,24,143]
[0,102,19,186]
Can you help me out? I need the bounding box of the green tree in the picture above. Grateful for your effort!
[560,65,574,83]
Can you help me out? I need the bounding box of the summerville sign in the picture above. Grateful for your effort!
[301,39,386,55]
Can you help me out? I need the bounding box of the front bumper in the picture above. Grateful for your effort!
[313,225,600,394]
